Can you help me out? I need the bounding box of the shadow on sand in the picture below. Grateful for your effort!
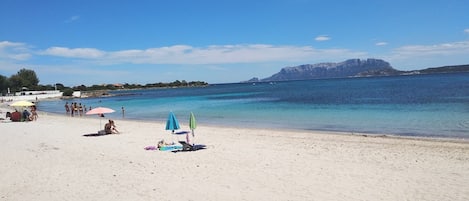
[82,133,110,137]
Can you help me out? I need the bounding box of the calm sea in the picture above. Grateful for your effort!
[37,73,469,139]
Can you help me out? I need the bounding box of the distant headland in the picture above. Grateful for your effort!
[244,58,469,82]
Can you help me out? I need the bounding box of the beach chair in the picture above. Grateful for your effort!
[178,141,206,151]
[178,141,193,151]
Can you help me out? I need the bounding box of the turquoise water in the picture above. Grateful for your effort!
[38,73,469,139]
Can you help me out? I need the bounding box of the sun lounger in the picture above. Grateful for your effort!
[178,141,206,151]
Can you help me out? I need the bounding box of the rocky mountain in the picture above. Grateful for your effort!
[260,59,399,82]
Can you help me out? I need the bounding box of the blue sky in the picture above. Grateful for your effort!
[1,0,469,86]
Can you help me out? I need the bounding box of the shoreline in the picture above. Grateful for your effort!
[4,104,469,147]
[2,102,469,144]
[31,99,469,141]
[1,103,469,201]
[42,111,469,143]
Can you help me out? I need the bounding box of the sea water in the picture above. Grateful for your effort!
[37,73,469,139]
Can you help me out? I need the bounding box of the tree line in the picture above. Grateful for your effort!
[0,68,42,95]
[0,68,208,96]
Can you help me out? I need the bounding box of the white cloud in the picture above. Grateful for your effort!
[65,15,80,23]
[0,40,365,67]
[465,28,469,34]
[8,53,31,60]
[41,47,105,58]
[392,41,469,56]
[383,40,469,70]
[315,35,331,41]
[41,44,365,65]
[0,60,25,72]
[375,42,388,46]
[6,39,468,83]
[0,41,23,49]
[0,41,32,60]
[5,39,469,85]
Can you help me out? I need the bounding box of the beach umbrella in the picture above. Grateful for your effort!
[189,112,197,137]
[9,100,35,107]
[8,100,35,122]
[165,112,180,134]
[86,107,115,115]
[86,107,115,129]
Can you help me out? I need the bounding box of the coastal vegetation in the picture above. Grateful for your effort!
[2,60,467,96]
[0,68,208,96]
[0,68,44,95]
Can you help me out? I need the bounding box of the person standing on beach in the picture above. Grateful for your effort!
[70,103,74,117]
[65,102,70,115]
[121,106,125,118]
[78,103,84,116]
[73,102,79,115]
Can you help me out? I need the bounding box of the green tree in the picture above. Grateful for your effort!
[62,88,74,96]
[8,74,23,92]
[55,83,65,90]
[8,68,40,91]
[17,68,39,88]
[73,84,87,91]
[0,75,9,95]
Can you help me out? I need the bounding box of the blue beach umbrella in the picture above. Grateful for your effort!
[165,112,180,134]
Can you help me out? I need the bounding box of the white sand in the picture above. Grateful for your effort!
[1,106,469,201]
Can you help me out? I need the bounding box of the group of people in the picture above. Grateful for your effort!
[64,102,90,117]
[64,102,123,134]
[3,105,38,122]
[25,105,38,121]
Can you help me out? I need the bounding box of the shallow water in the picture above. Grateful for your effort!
[38,73,469,139]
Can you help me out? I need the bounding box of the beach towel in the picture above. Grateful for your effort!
[144,146,157,150]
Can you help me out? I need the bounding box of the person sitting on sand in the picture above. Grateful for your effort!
[104,119,119,134]
[22,109,31,121]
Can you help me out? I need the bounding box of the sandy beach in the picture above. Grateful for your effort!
[1,105,469,201]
